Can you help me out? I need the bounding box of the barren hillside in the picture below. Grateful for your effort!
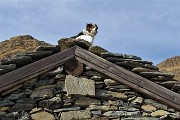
[0,35,52,59]
[157,56,180,80]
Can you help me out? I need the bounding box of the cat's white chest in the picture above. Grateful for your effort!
[76,35,93,43]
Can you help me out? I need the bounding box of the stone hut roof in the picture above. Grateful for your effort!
[0,39,180,120]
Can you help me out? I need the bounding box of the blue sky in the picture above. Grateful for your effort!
[0,0,180,65]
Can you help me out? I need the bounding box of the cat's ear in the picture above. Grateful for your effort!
[86,23,91,30]
[86,23,90,26]
[86,23,89,29]
[94,24,98,30]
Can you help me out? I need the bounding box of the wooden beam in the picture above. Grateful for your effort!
[75,46,180,111]
[0,46,76,95]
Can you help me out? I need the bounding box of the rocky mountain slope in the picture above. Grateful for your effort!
[0,35,52,60]
[157,56,180,80]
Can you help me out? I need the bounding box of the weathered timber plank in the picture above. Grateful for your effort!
[0,46,76,95]
[1,84,22,96]
[76,56,180,111]
[75,46,180,111]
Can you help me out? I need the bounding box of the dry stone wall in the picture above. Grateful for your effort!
[0,39,180,120]
[0,63,180,120]
[1,39,179,94]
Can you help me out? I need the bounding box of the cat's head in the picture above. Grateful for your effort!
[86,23,98,37]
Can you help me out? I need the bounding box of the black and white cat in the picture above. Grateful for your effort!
[70,23,98,45]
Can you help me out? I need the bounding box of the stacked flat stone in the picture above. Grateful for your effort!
[0,44,180,119]
[0,46,60,76]
[0,65,179,120]
[101,52,180,94]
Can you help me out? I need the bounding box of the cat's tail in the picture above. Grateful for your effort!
[70,31,84,38]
